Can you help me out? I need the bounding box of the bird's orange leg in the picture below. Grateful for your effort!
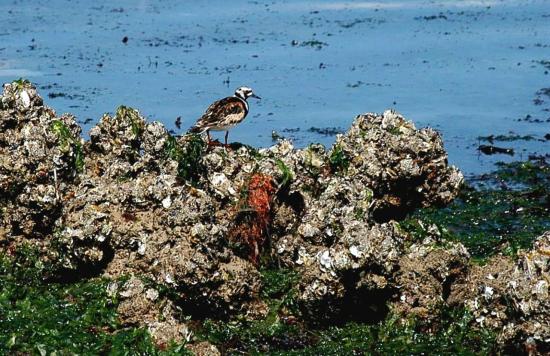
[206,130,222,148]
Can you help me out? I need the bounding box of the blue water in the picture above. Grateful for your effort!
[1,0,549,174]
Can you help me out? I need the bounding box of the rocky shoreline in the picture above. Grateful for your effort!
[1,81,549,354]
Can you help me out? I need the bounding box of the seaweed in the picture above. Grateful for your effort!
[329,144,350,174]
[0,246,499,354]
[12,77,30,90]
[0,247,190,355]
[283,308,496,355]
[230,173,277,264]
[401,159,550,259]
[275,159,293,189]
[478,134,536,143]
[194,303,496,354]
[50,120,84,173]
[164,134,207,185]
[195,267,304,353]
[115,105,144,138]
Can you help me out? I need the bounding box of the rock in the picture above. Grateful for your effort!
[0,81,81,246]
[454,232,550,352]
[186,341,221,356]
[390,226,550,353]
[478,144,514,156]
[392,234,470,320]
[117,277,192,346]
[294,222,406,322]
[0,81,467,343]
[334,110,463,221]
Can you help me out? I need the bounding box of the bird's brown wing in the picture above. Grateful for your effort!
[189,97,247,133]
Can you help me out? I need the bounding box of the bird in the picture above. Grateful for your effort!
[189,86,261,146]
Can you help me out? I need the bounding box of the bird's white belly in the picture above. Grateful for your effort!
[209,113,245,131]
[210,124,237,131]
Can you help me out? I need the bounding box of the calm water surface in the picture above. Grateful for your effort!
[1,0,549,174]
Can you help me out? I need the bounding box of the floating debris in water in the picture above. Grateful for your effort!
[307,126,344,136]
[478,144,514,156]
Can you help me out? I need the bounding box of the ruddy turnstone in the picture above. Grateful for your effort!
[189,86,261,145]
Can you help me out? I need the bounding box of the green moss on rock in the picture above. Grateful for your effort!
[401,160,550,259]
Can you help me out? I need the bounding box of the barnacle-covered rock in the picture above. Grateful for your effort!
[334,110,463,221]
[0,81,81,243]
[186,341,221,356]
[115,277,193,346]
[0,81,469,344]
[392,233,470,320]
[455,232,550,352]
[56,106,261,315]
[293,222,406,321]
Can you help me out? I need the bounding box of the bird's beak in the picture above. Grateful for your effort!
[251,93,261,100]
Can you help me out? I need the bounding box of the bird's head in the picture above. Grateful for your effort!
[235,86,261,101]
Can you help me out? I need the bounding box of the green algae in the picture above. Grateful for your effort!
[328,144,350,174]
[115,105,144,138]
[192,268,497,355]
[195,278,497,355]
[277,308,496,355]
[164,133,207,186]
[50,119,84,173]
[195,268,304,353]
[0,247,189,355]
[12,78,31,90]
[401,159,550,259]
[275,159,293,189]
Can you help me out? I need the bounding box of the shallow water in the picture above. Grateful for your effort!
[1,0,549,174]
